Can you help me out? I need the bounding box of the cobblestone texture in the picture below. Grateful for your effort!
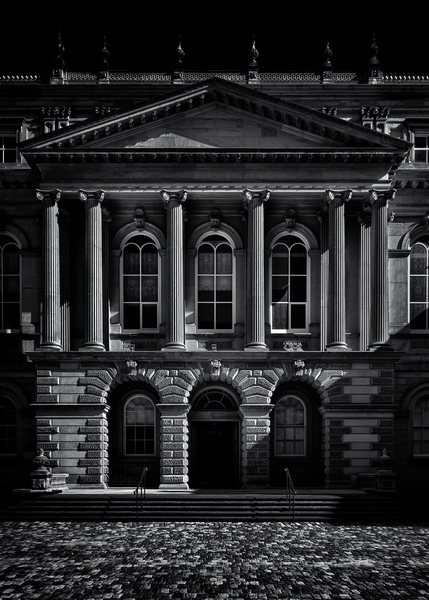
[1,522,429,599]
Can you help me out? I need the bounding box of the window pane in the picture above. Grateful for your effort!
[415,150,427,162]
[198,276,214,301]
[272,244,288,275]
[272,276,288,302]
[3,245,19,274]
[3,276,20,301]
[410,304,427,330]
[415,136,428,148]
[290,244,307,274]
[290,276,306,302]
[410,276,426,302]
[216,303,232,329]
[142,304,157,328]
[216,276,232,301]
[272,303,288,330]
[141,276,158,302]
[198,246,214,274]
[3,304,20,329]
[290,304,306,329]
[216,245,232,274]
[198,304,214,329]
[410,244,427,274]
[141,246,158,274]
[123,245,140,274]
[124,276,140,302]
[123,304,140,329]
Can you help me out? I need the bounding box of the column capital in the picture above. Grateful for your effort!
[78,189,105,203]
[323,188,352,208]
[36,189,61,203]
[242,188,270,206]
[161,189,187,207]
[367,187,396,206]
[357,210,371,226]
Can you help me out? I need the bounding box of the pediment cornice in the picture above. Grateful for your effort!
[20,77,411,158]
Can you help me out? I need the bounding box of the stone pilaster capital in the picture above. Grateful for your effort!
[35,189,61,203]
[323,188,352,208]
[78,189,105,204]
[367,187,396,206]
[161,189,188,207]
[242,188,270,207]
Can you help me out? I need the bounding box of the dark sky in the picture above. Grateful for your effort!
[1,5,427,74]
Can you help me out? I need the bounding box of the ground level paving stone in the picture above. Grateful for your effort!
[0,522,428,599]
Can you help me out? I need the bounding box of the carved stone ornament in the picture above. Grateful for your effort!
[387,211,395,223]
[125,359,138,376]
[284,208,296,231]
[324,189,353,206]
[283,341,303,352]
[33,448,50,472]
[161,189,188,206]
[293,359,306,375]
[209,208,221,229]
[242,188,271,205]
[368,188,396,205]
[133,207,146,230]
[35,189,61,203]
[210,359,222,377]
[78,189,105,203]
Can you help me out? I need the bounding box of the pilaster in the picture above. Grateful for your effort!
[239,404,274,487]
[158,403,191,489]
[79,189,105,351]
[243,188,269,351]
[162,189,187,350]
[36,189,62,351]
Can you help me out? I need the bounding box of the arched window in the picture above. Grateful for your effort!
[413,396,429,456]
[193,389,237,411]
[271,234,308,332]
[0,233,20,331]
[410,237,429,331]
[196,234,234,332]
[274,395,306,456]
[124,394,155,455]
[0,396,17,455]
[122,234,159,331]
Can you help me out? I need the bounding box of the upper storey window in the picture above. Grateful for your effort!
[197,234,234,332]
[410,238,429,331]
[414,135,429,163]
[271,234,308,332]
[0,233,20,331]
[413,396,429,456]
[122,234,159,332]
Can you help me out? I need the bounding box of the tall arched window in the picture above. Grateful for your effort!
[413,396,429,456]
[271,234,308,332]
[124,394,155,455]
[0,233,20,331]
[274,395,306,456]
[0,396,17,455]
[196,234,234,332]
[122,234,159,331]
[410,237,429,331]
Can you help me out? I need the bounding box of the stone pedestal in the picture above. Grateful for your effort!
[158,403,191,489]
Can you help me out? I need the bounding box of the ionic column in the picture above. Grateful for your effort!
[357,210,371,351]
[243,188,269,351]
[324,189,351,351]
[368,188,395,349]
[161,189,187,350]
[102,207,112,351]
[36,189,62,351]
[79,189,105,351]
[59,208,71,351]
[318,211,329,351]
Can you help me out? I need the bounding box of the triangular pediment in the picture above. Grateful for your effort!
[20,78,411,159]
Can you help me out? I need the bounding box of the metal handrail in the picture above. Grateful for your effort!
[284,467,297,521]
[134,466,148,521]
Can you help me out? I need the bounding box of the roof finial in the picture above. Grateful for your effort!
[50,23,66,84]
[175,35,185,69]
[98,35,110,82]
[323,39,333,70]
[368,32,380,66]
[249,34,259,69]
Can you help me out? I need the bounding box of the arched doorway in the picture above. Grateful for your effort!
[189,387,241,488]
[270,382,323,487]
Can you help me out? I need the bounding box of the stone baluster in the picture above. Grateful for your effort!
[161,189,187,350]
[243,188,270,351]
[36,189,62,351]
[79,189,105,351]
[324,189,352,351]
[369,188,395,349]
[357,210,372,351]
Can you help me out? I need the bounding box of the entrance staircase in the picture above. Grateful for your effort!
[0,490,427,522]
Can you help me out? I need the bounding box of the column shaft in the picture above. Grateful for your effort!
[80,190,105,351]
[244,189,269,351]
[162,190,187,350]
[358,212,371,351]
[318,212,329,351]
[37,190,62,351]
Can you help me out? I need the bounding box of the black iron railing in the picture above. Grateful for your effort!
[134,466,148,520]
[285,467,297,520]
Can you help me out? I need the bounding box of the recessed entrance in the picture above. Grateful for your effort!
[190,420,240,488]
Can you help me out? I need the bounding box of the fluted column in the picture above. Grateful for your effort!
[102,207,112,351]
[369,188,395,349]
[357,210,371,351]
[59,208,70,351]
[36,189,62,351]
[79,189,105,351]
[243,189,269,351]
[318,210,329,351]
[162,189,187,350]
[324,189,351,351]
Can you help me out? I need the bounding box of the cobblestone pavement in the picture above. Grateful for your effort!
[1,522,429,599]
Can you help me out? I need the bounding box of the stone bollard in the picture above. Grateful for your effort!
[375,448,396,492]
[30,449,53,490]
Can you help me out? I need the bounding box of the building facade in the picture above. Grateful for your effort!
[1,36,429,492]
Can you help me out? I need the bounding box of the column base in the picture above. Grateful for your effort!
[163,342,187,351]
[245,342,268,352]
[40,342,62,352]
[158,483,189,490]
[325,342,350,352]
[369,342,392,351]
[79,343,105,352]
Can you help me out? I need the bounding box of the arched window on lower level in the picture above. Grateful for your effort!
[274,395,306,456]
[0,233,21,331]
[0,395,17,455]
[413,396,429,456]
[124,394,155,455]
[410,237,429,331]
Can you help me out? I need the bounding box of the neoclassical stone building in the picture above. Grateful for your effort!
[1,35,429,492]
